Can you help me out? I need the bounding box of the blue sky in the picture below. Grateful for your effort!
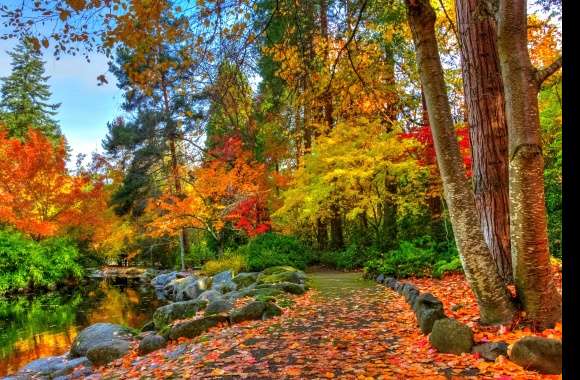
[0,39,124,161]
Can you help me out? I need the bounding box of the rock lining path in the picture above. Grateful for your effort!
[93,272,486,379]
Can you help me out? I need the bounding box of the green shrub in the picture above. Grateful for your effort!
[432,257,463,278]
[201,250,248,275]
[320,244,381,270]
[363,236,460,279]
[0,229,83,294]
[239,233,313,271]
[186,240,216,268]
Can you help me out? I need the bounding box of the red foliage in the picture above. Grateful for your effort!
[226,196,271,237]
[400,124,472,177]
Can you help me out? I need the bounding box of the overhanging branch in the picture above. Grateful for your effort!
[535,55,562,86]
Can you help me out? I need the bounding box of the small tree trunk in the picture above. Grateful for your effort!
[405,0,514,324]
[456,0,512,283]
[330,204,344,250]
[316,218,328,251]
[494,0,561,328]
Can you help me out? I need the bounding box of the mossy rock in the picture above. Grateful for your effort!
[256,282,306,295]
[232,272,259,288]
[152,300,207,330]
[257,267,307,285]
[168,315,229,340]
[429,318,474,354]
[260,266,299,275]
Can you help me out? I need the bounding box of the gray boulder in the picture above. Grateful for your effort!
[86,339,132,366]
[138,335,167,356]
[508,336,562,374]
[205,299,234,315]
[152,300,207,329]
[196,289,224,303]
[17,356,90,378]
[151,271,186,288]
[376,274,385,283]
[472,341,508,362]
[232,272,259,288]
[262,302,283,319]
[165,275,209,301]
[407,290,420,305]
[256,282,306,295]
[211,270,237,294]
[230,301,267,323]
[70,323,134,358]
[229,301,282,323]
[168,315,229,340]
[414,293,446,334]
[429,318,474,354]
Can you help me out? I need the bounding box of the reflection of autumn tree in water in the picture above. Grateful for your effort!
[0,280,165,377]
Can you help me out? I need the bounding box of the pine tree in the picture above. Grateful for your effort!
[0,39,61,140]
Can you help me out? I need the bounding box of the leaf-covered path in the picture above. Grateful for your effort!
[93,272,559,379]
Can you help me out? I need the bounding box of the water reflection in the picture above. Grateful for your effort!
[0,278,166,376]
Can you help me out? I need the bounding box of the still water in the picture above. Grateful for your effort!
[0,278,166,377]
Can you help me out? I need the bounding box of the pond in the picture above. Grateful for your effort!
[0,278,167,377]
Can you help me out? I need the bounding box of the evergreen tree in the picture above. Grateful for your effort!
[0,39,61,140]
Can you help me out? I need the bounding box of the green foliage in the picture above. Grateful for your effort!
[238,232,313,271]
[201,250,248,276]
[0,229,83,294]
[432,257,463,279]
[186,240,216,268]
[319,244,381,270]
[0,39,61,141]
[539,82,562,258]
[363,236,460,279]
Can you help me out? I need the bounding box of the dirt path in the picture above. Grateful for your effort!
[92,272,486,379]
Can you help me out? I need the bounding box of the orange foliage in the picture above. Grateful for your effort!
[0,128,106,238]
[147,137,270,238]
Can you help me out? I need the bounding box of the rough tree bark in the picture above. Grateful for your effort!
[405,0,514,324]
[456,0,512,283]
[492,0,561,328]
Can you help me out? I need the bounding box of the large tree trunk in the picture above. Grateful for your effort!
[405,0,514,324]
[494,0,561,328]
[456,0,512,283]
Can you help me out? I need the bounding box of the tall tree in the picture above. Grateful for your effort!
[492,0,561,328]
[404,0,514,324]
[104,39,200,270]
[455,0,512,282]
[0,39,61,141]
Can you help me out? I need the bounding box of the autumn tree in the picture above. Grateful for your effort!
[0,128,105,239]
[455,0,512,283]
[0,39,62,141]
[491,0,561,328]
[147,137,270,252]
[404,0,514,324]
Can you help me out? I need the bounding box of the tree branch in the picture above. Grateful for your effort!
[535,55,562,86]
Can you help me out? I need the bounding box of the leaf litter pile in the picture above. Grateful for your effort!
[90,271,562,379]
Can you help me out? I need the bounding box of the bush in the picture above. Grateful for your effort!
[0,229,83,294]
[239,233,313,271]
[432,257,463,278]
[363,236,460,279]
[201,250,248,275]
[320,244,381,270]
[186,240,216,268]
